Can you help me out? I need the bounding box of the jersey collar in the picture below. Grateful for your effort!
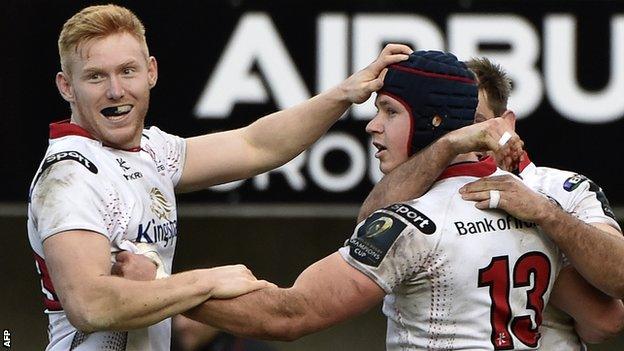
[437,157,497,181]
[477,152,533,173]
[49,119,142,152]
[49,119,96,140]
[518,151,532,172]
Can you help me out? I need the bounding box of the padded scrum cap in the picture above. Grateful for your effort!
[379,50,478,155]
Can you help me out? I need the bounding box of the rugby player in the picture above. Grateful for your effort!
[358,57,624,348]
[181,51,575,350]
[27,4,411,350]
[462,58,624,348]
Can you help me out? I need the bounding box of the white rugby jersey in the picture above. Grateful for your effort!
[27,120,186,351]
[339,158,563,350]
[517,155,621,351]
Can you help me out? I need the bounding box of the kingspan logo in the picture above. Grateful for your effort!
[136,219,178,247]
[135,188,177,246]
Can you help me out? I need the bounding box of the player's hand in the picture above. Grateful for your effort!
[459,174,554,223]
[339,44,412,104]
[444,117,524,171]
[112,251,158,281]
[200,265,277,299]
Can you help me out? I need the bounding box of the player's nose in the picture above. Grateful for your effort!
[366,115,384,135]
[106,76,125,100]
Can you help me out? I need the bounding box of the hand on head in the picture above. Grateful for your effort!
[339,44,412,104]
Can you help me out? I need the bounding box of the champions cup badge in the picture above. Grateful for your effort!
[149,187,173,220]
[365,217,394,238]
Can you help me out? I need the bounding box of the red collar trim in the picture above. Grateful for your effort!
[437,157,497,181]
[50,119,96,140]
[478,152,532,173]
[389,64,476,84]
[49,119,142,152]
[518,151,531,172]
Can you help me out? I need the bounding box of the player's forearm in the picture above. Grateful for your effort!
[576,309,624,344]
[358,136,456,221]
[186,253,377,341]
[575,303,624,344]
[243,87,350,170]
[185,287,311,341]
[536,207,624,298]
[65,270,211,332]
[550,267,624,343]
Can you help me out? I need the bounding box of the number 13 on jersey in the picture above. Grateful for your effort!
[478,252,552,350]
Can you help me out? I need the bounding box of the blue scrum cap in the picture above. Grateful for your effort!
[379,50,478,155]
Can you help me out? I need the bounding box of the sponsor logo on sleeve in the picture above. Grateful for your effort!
[43,151,98,174]
[563,174,588,191]
[31,151,98,192]
[384,203,436,234]
[347,212,406,267]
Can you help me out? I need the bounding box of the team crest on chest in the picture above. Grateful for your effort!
[149,187,173,220]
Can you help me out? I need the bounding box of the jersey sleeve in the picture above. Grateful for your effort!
[144,126,187,186]
[30,155,117,243]
[338,203,438,293]
[565,175,621,232]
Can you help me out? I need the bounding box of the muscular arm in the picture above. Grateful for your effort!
[358,137,456,221]
[179,90,350,191]
[550,266,624,343]
[177,44,412,192]
[44,230,269,333]
[461,176,624,298]
[537,212,624,298]
[184,252,385,341]
[358,116,522,221]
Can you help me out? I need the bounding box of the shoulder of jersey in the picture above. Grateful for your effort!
[534,166,590,193]
[142,126,168,144]
[379,202,437,235]
[348,202,437,267]
[36,140,100,183]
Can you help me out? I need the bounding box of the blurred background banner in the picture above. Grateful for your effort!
[4,0,623,206]
[3,2,624,350]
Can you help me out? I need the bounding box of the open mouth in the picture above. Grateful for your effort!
[101,105,133,119]
[373,142,386,152]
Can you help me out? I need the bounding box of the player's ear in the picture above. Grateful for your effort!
[147,56,158,88]
[56,71,75,103]
[500,110,516,131]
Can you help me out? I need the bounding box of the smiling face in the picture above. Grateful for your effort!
[367,94,412,174]
[56,31,157,149]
